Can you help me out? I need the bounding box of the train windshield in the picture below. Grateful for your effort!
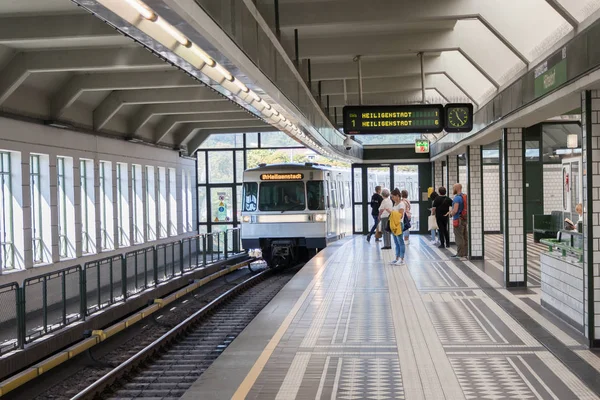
[242,182,258,212]
[307,181,325,210]
[259,181,306,211]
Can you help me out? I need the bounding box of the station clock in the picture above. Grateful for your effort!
[444,103,473,133]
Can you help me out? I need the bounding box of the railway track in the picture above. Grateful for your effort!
[68,263,300,400]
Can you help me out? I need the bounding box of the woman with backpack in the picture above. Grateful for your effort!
[385,188,406,265]
[400,190,411,245]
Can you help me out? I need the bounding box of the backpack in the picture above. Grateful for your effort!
[459,194,467,219]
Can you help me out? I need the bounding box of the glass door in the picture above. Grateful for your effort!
[393,165,420,231]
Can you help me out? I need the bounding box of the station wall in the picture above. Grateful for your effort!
[0,116,197,285]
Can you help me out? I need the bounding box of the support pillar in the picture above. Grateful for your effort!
[447,155,458,244]
[433,159,443,190]
[467,145,483,259]
[501,128,526,287]
[581,90,599,346]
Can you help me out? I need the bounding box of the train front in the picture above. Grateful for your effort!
[240,164,327,267]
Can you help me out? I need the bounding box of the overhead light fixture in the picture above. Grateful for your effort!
[190,45,215,67]
[232,78,249,93]
[249,91,261,102]
[214,63,233,81]
[567,134,578,149]
[155,17,190,46]
[124,0,156,20]
[260,100,272,110]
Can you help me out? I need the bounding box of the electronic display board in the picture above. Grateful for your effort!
[343,104,444,134]
[260,173,304,180]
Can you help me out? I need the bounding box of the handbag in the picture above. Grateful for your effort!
[384,219,392,232]
[403,212,411,230]
[428,215,439,230]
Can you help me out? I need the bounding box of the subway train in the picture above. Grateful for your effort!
[241,163,352,267]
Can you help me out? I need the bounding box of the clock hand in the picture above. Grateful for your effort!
[454,110,464,125]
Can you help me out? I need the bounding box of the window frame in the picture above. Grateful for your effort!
[0,151,14,269]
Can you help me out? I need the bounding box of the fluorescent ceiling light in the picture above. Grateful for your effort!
[124,0,156,20]
[190,45,215,67]
[214,63,233,81]
[260,100,271,110]
[249,91,261,102]
[155,17,190,46]
[232,78,249,93]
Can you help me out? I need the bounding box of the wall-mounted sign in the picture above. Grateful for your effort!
[343,104,444,134]
[534,47,567,98]
[415,139,430,153]
[260,173,304,180]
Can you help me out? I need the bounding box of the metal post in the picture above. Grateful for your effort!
[343,79,348,104]
[17,287,25,348]
[42,277,47,333]
[202,235,207,266]
[179,240,184,274]
[274,0,281,40]
[61,273,67,326]
[80,266,87,320]
[121,255,127,301]
[224,231,229,259]
[354,55,363,105]
[334,107,338,126]
[294,29,299,69]
[419,52,425,104]
[318,81,322,105]
[327,95,330,117]
[308,59,312,91]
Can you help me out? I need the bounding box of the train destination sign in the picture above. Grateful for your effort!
[260,173,304,180]
[343,105,444,134]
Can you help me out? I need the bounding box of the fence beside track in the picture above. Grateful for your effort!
[0,228,242,354]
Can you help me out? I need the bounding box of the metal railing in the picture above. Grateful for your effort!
[0,228,243,355]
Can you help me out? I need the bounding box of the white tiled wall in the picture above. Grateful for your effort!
[483,165,501,232]
[503,128,525,285]
[448,155,458,244]
[468,146,483,258]
[581,90,600,341]
[459,164,467,194]
[543,164,563,214]
[434,160,443,190]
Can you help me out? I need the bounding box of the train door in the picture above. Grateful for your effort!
[329,179,339,237]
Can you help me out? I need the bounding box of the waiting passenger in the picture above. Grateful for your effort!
[432,186,452,248]
[400,190,411,245]
[429,190,439,245]
[450,183,468,259]
[384,188,406,265]
[378,188,392,250]
[367,186,383,242]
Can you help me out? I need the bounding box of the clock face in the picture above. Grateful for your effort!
[447,107,469,128]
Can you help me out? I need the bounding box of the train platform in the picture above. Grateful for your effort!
[183,235,600,400]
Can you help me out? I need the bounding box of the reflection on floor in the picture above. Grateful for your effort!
[484,233,547,286]
[199,235,600,400]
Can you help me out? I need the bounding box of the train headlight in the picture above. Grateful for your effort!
[242,215,251,223]
[314,214,327,222]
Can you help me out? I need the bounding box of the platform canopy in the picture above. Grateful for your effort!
[0,0,596,153]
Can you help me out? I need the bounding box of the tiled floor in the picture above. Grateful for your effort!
[183,235,600,400]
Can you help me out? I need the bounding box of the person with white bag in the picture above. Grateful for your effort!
[428,191,439,245]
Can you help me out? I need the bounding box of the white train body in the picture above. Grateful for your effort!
[241,163,352,266]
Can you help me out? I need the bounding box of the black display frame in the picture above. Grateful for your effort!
[343,104,445,135]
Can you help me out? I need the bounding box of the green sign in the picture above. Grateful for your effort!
[535,48,567,98]
[415,139,430,153]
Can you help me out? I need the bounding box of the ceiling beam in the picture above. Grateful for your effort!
[52,70,199,119]
[310,56,444,81]
[130,102,243,134]
[154,112,258,143]
[175,122,270,146]
[93,86,222,130]
[544,0,579,28]
[0,14,121,45]
[0,47,165,105]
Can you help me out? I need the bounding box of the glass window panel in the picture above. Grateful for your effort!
[246,132,259,148]
[307,181,325,210]
[0,152,14,269]
[525,141,540,161]
[199,133,244,149]
[208,151,234,183]
[260,131,299,148]
[131,164,144,244]
[353,168,362,203]
[197,151,206,184]
[198,186,207,223]
[242,182,258,212]
[393,165,418,202]
[367,167,390,197]
[236,184,242,221]
[198,224,208,234]
[211,187,233,222]
[408,203,420,232]
[354,205,363,232]
[236,150,244,183]
[259,182,305,211]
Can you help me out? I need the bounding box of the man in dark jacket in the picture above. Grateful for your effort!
[367,186,383,242]
[432,186,453,248]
